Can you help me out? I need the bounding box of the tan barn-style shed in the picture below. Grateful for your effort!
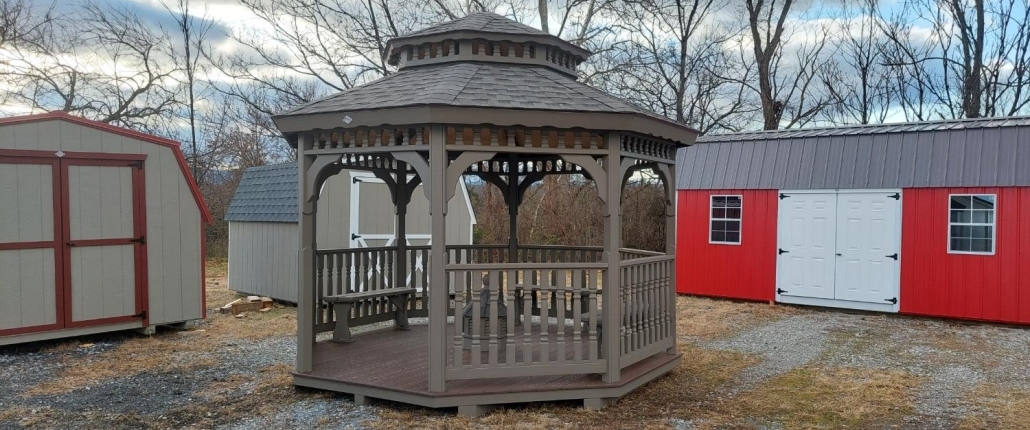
[225,163,476,302]
[0,112,211,346]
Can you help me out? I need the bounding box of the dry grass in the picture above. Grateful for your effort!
[676,295,799,340]
[24,259,296,396]
[369,344,761,430]
[0,406,59,427]
[698,366,918,429]
[958,384,1030,430]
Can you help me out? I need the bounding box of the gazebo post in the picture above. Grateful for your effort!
[507,154,519,261]
[602,132,622,383]
[428,125,448,392]
[665,165,677,355]
[395,160,408,290]
[296,133,315,373]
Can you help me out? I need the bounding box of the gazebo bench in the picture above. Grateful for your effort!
[325,287,416,342]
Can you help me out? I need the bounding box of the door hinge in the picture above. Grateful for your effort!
[351,233,361,240]
[130,160,144,169]
[888,193,900,200]
[884,297,898,305]
[133,310,148,319]
[130,236,146,245]
[66,241,76,247]
[886,253,898,260]
[777,288,788,295]
[778,248,789,255]
[352,176,362,183]
[779,193,790,200]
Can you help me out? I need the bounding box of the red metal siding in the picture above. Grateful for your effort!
[676,190,777,301]
[900,187,1030,324]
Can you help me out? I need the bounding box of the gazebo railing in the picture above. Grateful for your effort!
[314,246,430,333]
[445,262,607,380]
[619,247,664,261]
[618,254,675,368]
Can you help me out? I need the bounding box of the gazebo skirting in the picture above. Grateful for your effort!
[294,244,679,414]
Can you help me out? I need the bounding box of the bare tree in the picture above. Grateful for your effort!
[822,0,893,125]
[599,0,755,133]
[881,0,1030,120]
[0,0,53,48]
[741,0,835,129]
[3,1,181,131]
[164,0,216,180]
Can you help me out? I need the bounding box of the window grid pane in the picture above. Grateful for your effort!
[948,194,995,254]
[710,195,742,244]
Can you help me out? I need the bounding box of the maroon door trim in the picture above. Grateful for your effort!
[0,156,66,337]
[0,151,149,337]
[60,158,149,329]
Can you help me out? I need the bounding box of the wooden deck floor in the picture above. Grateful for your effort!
[295,324,681,409]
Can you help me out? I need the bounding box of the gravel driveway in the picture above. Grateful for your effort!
[2,293,1029,429]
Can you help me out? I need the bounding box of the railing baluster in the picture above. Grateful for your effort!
[506,268,516,365]
[471,271,482,367]
[488,270,500,365]
[556,269,566,363]
[316,253,325,325]
[540,269,550,364]
[522,268,533,364]
[453,268,465,367]
[588,268,598,361]
[572,269,582,362]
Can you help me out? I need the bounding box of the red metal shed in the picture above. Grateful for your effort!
[676,117,1030,324]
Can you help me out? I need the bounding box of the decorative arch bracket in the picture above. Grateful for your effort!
[447,151,497,203]
[560,154,607,205]
[393,151,432,203]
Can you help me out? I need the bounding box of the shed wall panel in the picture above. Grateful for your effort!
[899,187,1030,324]
[0,163,53,243]
[228,222,300,302]
[0,249,57,330]
[675,189,776,301]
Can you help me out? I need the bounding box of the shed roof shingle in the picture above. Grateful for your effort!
[224,164,298,223]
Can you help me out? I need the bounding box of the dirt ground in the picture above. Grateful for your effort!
[2,260,1029,429]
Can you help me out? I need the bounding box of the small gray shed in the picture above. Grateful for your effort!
[225,163,476,302]
[1,112,211,345]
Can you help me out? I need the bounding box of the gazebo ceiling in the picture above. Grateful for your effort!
[272,12,698,145]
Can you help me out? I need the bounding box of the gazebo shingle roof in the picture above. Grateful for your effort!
[278,62,664,120]
[400,12,547,38]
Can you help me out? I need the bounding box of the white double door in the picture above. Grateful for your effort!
[776,190,901,311]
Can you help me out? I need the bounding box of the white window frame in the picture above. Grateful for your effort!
[947,193,997,255]
[709,194,743,245]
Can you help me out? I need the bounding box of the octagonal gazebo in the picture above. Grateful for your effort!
[272,12,698,416]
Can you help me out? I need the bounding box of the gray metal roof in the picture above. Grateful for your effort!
[278,62,664,120]
[678,116,1030,190]
[225,163,298,223]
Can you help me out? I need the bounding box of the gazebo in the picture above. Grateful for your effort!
[272,12,698,416]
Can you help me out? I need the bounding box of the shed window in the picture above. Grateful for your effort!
[710,195,742,244]
[948,194,995,254]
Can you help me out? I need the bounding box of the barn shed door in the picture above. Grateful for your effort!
[349,173,430,291]
[0,158,62,336]
[776,192,838,299]
[776,190,901,312]
[63,160,147,328]
[833,193,901,304]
